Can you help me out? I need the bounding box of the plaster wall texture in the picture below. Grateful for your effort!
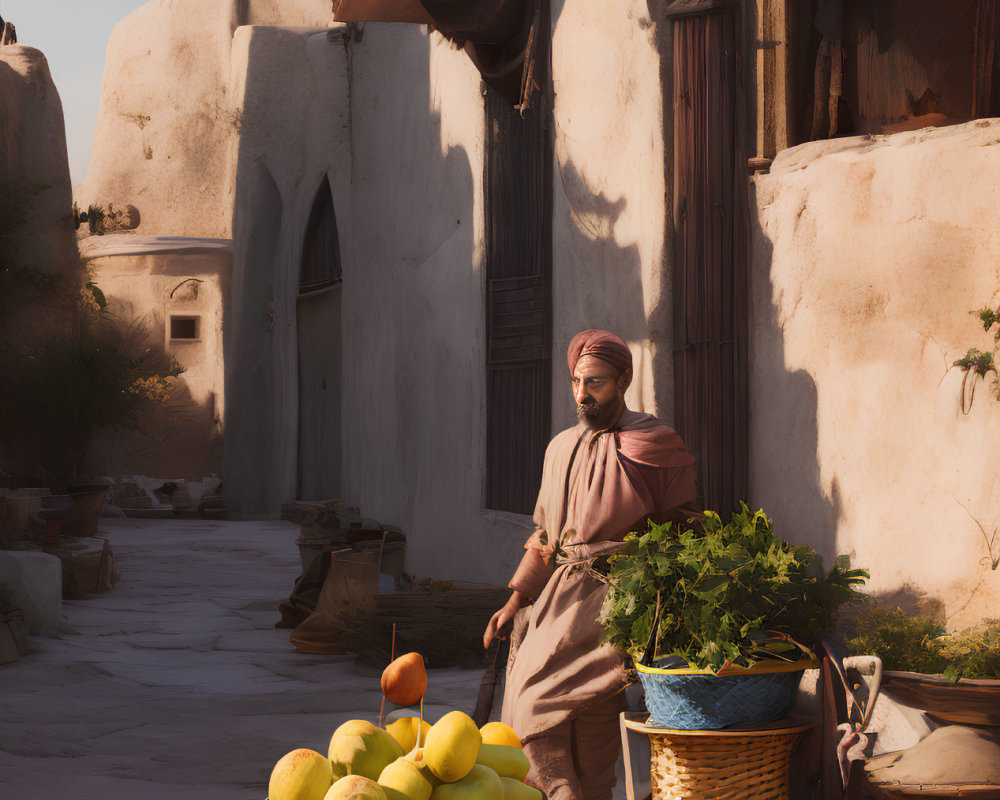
[76,0,332,239]
[0,45,79,356]
[0,45,76,272]
[342,26,532,585]
[224,24,351,515]
[76,1,240,239]
[0,551,62,636]
[750,120,1000,627]
[223,24,532,583]
[80,236,231,480]
[548,0,674,431]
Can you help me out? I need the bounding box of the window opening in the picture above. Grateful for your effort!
[299,176,343,294]
[169,316,200,341]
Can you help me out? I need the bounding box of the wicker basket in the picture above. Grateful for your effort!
[647,725,804,800]
[635,657,815,730]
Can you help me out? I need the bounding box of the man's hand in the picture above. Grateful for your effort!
[483,590,528,649]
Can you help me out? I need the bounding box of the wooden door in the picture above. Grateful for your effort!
[672,9,748,516]
[297,289,342,500]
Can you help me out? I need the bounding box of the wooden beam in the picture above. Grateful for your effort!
[332,0,433,25]
[664,0,739,18]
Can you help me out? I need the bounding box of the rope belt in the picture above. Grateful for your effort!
[553,541,627,580]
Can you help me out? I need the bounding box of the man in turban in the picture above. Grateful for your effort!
[483,329,698,800]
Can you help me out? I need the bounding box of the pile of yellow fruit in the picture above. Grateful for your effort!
[268,714,540,800]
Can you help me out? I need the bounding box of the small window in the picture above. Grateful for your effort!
[170,316,200,341]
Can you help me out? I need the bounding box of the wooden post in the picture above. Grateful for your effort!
[973,0,1000,119]
[751,0,790,167]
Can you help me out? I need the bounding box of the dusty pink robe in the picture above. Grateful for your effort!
[501,409,697,743]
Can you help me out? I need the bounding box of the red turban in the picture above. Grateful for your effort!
[567,329,633,375]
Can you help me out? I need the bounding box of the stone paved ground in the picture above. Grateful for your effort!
[0,518,635,800]
[0,519,493,800]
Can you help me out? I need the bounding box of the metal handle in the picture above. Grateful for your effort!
[842,654,883,732]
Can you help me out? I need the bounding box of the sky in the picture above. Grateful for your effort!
[1,0,150,186]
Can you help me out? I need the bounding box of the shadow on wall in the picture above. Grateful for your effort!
[548,0,673,428]
[226,159,280,515]
[643,0,676,422]
[636,1,838,552]
[551,156,647,428]
[224,24,483,540]
[747,190,841,562]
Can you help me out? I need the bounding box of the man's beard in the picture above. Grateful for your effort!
[576,400,604,427]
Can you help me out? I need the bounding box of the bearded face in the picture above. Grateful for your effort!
[576,397,604,424]
[571,355,630,430]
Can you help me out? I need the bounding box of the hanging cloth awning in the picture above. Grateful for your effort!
[332,0,544,111]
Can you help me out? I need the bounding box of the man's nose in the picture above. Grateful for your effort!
[574,383,588,404]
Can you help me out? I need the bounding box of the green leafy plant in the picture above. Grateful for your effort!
[954,304,999,411]
[600,505,869,672]
[848,603,1000,681]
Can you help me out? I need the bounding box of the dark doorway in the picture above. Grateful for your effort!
[671,8,749,517]
[297,176,344,500]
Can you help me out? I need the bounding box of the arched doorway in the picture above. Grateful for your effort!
[296,176,343,500]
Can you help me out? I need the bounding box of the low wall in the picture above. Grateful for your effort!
[750,121,1000,627]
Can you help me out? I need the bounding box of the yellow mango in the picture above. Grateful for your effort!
[430,765,503,800]
[379,757,434,800]
[423,711,481,783]
[498,778,542,800]
[403,748,443,788]
[324,774,388,800]
[269,748,334,800]
[475,745,530,782]
[387,716,432,752]
[329,720,405,780]
[479,722,522,750]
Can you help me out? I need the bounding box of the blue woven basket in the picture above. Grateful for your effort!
[634,658,814,730]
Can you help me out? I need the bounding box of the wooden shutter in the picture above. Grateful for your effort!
[483,30,552,514]
[672,10,749,517]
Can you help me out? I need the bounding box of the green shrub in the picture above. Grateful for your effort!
[0,301,182,487]
[848,604,1000,680]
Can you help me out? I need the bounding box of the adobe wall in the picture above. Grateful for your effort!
[0,45,75,270]
[0,45,78,347]
[549,0,676,429]
[80,236,231,481]
[750,121,1000,627]
[223,24,534,583]
[86,1,682,585]
[75,0,332,239]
